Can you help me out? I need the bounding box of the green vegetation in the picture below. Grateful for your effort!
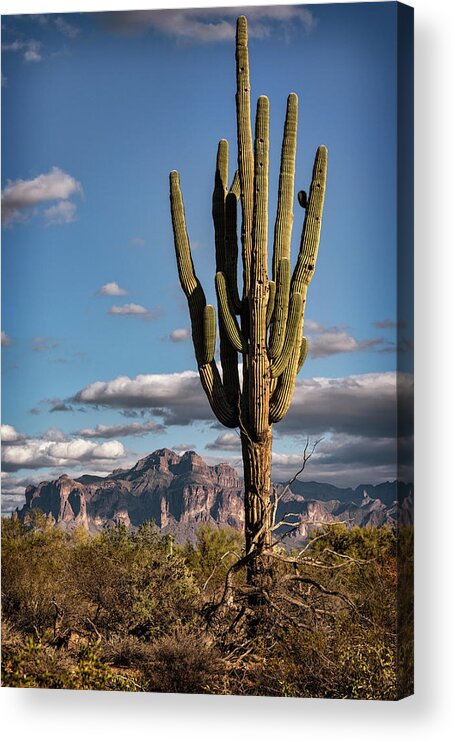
[1,515,413,698]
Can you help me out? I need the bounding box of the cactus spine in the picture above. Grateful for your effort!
[169,16,327,578]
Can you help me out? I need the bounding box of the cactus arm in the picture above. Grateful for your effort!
[236,15,254,298]
[229,170,241,199]
[212,139,229,272]
[211,142,241,406]
[249,95,270,438]
[268,257,290,359]
[291,145,328,298]
[296,335,308,374]
[270,292,303,378]
[271,146,327,421]
[266,280,276,327]
[170,170,237,427]
[269,340,301,424]
[215,271,246,353]
[199,362,239,428]
[272,93,298,281]
[225,191,242,313]
[202,305,216,365]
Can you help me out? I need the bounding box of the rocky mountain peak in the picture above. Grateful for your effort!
[15,448,412,543]
[131,448,180,473]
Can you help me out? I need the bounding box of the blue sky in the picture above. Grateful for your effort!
[1,4,413,510]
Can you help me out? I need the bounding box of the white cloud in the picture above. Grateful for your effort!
[108,303,160,319]
[73,369,413,440]
[2,38,43,63]
[74,370,204,425]
[305,320,384,358]
[24,49,42,63]
[131,236,145,246]
[1,167,82,226]
[206,432,241,451]
[101,6,317,43]
[1,424,126,473]
[173,442,197,452]
[54,16,80,38]
[74,420,164,439]
[43,200,77,225]
[99,282,128,296]
[169,328,190,342]
[1,424,25,443]
[1,330,12,347]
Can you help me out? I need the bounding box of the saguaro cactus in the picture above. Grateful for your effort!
[170,16,327,582]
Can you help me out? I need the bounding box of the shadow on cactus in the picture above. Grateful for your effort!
[169,16,327,587]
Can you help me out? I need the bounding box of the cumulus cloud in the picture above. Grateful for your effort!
[99,282,128,296]
[73,370,206,425]
[43,200,77,225]
[275,372,413,440]
[173,442,197,452]
[1,424,126,473]
[169,328,190,342]
[73,420,164,439]
[100,6,316,43]
[1,330,12,347]
[305,320,384,358]
[1,167,82,226]
[53,16,80,38]
[2,38,42,63]
[1,424,25,443]
[107,303,160,319]
[131,236,145,246]
[206,432,241,451]
[73,369,413,441]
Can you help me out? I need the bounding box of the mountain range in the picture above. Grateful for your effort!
[16,448,413,544]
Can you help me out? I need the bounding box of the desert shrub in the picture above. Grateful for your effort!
[68,522,200,638]
[1,634,139,692]
[1,635,74,689]
[143,629,224,694]
[101,633,154,668]
[182,524,244,598]
[1,515,76,634]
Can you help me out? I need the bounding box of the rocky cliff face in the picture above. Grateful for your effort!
[16,448,413,543]
[20,449,244,537]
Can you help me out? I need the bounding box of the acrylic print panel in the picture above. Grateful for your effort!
[1,3,414,699]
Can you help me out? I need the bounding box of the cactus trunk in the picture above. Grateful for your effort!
[169,16,327,587]
[241,428,273,581]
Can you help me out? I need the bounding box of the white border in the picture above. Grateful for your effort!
[2,1,455,740]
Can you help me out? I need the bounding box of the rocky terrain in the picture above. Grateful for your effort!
[15,448,413,543]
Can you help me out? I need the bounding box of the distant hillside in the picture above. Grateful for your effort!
[16,448,413,543]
